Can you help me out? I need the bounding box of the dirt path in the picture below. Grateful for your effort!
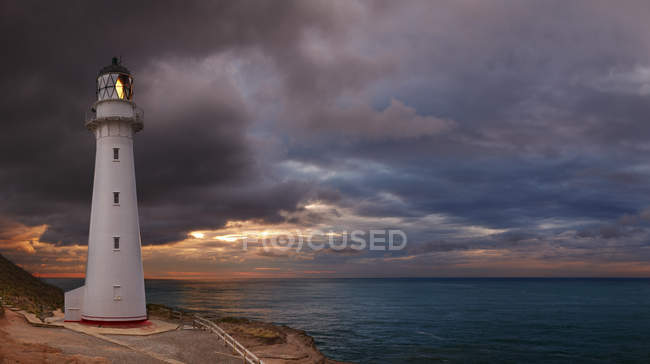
[1,307,350,363]
[1,309,252,363]
[105,329,245,364]
[0,309,162,363]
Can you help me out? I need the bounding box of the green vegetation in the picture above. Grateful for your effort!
[218,316,250,324]
[217,317,283,343]
[240,326,280,340]
[0,254,63,316]
[146,303,184,317]
[146,303,171,316]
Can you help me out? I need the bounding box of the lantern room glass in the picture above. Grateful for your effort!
[97,73,133,101]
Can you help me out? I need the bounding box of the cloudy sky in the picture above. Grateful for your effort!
[3,0,650,278]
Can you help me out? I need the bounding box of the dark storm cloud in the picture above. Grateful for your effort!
[272,0,650,239]
[0,0,360,245]
[4,0,650,277]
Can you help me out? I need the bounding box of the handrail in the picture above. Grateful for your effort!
[193,315,264,364]
[134,105,144,122]
[85,109,97,124]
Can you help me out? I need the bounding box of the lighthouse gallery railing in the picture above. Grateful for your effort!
[84,104,144,125]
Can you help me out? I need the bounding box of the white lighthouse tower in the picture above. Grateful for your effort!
[64,58,147,322]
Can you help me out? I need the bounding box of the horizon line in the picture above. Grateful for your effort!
[37,275,650,280]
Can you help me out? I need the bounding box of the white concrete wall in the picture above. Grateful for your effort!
[81,99,146,322]
[64,285,84,321]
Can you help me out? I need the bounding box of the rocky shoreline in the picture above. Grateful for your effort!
[0,302,349,364]
[149,304,349,364]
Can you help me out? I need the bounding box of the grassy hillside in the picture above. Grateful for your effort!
[0,254,63,315]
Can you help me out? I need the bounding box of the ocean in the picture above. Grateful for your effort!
[45,278,650,363]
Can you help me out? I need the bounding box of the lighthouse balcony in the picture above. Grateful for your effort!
[85,103,144,132]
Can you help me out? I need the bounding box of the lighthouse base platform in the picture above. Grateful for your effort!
[63,318,178,336]
[13,308,179,336]
[79,319,150,328]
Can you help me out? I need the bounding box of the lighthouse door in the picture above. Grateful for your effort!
[113,285,122,301]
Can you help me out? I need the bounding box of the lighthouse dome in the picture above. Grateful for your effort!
[97,57,133,101]
[99,57,131,76]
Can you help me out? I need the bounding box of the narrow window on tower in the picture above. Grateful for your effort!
[113,148,119,161]
[113,192,120,204]
[113,236,120,250]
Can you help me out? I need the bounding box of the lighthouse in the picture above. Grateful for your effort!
[64,58,147,322]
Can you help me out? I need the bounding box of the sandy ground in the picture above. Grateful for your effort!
[0,308,349,364]
[0,310,242,363]
[0,309,159,363]
[105,330,244,364]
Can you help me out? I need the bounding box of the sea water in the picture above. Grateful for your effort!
[46,278,650,363]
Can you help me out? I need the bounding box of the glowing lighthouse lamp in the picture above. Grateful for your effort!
[64,58,146,323]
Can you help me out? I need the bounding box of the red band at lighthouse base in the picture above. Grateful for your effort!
[79,314,149,327]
